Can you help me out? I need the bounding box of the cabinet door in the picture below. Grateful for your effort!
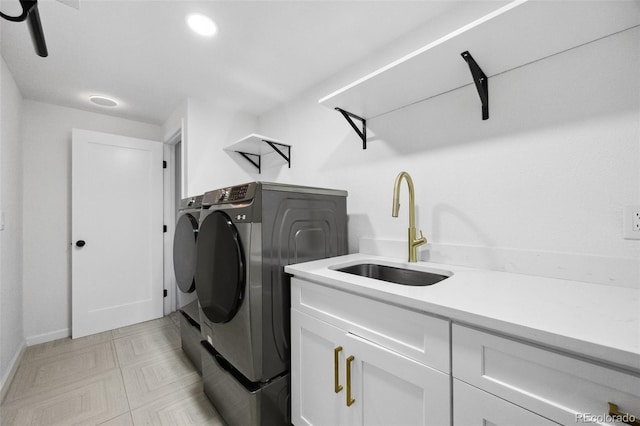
[291,310,346,426]
[345,333,451,426]
[454,379,560,426]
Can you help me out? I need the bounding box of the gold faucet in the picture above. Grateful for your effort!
[392,171,427,262]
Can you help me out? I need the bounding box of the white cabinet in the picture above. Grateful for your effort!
[452,324,640,426]
[454,379,559,426]
[345,329,450,426]
[290,277,451,373]
[291,309,346,426]
[291,279,450,426]
[288,271,640,426]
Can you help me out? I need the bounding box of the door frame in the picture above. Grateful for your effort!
[163,127,183,315]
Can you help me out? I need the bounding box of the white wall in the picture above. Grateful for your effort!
[182,97,258,196]
[0,55,25,394]
[257,27,640,288]
[21,101,163,343]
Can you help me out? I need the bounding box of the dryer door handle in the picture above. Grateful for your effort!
[75,240,86,247]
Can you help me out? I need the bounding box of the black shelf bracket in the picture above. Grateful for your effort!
[335,107,367,149]
[237,151,261,174]
[461,51,489,120]
[263,140,291,168]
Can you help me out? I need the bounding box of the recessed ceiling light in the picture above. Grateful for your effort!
[187,13,217,37]
[89,95,118,107]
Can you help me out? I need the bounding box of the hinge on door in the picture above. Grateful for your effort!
[163,289,168,298]
[163,161,167,169]
[163,225,167,232]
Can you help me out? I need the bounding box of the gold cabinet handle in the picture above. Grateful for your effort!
[346,355,355,407]
[334,346,343,393]
[609,402,640,426]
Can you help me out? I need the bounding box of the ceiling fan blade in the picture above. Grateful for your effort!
[56,0,80,10]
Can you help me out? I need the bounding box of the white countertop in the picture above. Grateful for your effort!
[285,253,640,372]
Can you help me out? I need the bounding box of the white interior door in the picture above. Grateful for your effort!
[72,129,164,338]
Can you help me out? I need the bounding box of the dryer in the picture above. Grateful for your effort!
[173,195,203,373]
[196,182,347,426]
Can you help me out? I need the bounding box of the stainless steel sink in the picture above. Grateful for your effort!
[335,263,450,286]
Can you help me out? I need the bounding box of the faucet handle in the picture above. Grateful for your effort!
[416,229,427,245]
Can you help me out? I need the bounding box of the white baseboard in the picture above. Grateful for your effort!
[1,341,26,403]
[25,328,70,346]
[359,238,639,288]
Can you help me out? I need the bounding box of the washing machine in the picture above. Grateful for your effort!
[173,195,203,373]
[196,182,347,426]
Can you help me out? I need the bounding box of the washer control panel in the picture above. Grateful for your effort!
[203,182,256,206]
[228,185,249,201]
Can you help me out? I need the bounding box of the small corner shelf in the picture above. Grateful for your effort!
[224,134,291,174]
[320,0,640,146]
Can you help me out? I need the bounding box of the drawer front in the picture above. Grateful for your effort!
[291,278,450,373]
[453,324,640,425]
[454,379,560,426]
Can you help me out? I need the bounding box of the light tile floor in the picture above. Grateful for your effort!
[1,313,225,426]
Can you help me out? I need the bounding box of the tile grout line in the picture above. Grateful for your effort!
[106,331,135,426]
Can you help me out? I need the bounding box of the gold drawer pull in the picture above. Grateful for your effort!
[346,355,355,407]
[334,346,343,393]
[609,402,640,426]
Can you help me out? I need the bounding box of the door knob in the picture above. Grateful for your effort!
[75,240,86,247]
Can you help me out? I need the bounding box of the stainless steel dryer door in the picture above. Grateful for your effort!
[196,210,245,323]
[173,212,199,293]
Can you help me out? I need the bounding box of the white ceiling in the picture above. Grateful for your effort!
[1,0,468,125]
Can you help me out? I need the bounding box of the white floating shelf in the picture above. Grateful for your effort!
[224,134,291,174]
[320,0,640,122]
